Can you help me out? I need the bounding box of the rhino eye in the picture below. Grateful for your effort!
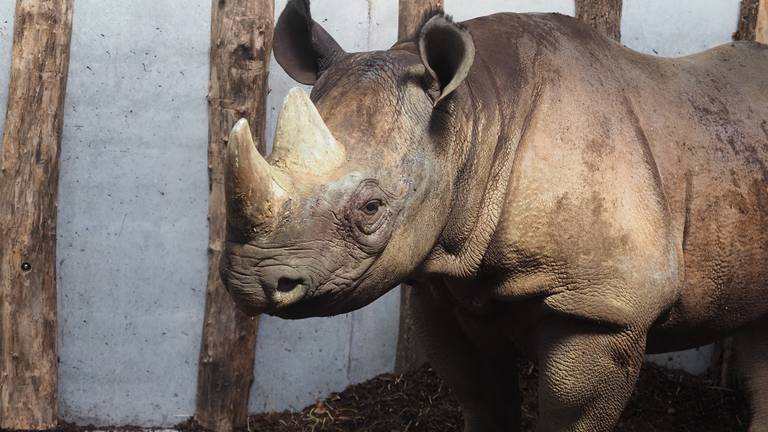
[362,200,382,215]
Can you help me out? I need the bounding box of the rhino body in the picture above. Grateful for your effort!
[221,2,768,430]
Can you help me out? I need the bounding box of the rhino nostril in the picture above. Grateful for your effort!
[276,277,305,293]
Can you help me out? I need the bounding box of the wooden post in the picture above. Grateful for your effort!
[0,0,74,429]
[756,0,768,43]
[735,0,762,41]
[195,0,274,430]
[398,0,444,42]
[575,0,623,42]
[394,0,442,374]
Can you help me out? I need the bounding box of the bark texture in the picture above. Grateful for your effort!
[395,0,442,373]
[398,0,443,42]
[195,0,273,430]
[735,0,761,41]
[758,0,768,43]
[575,0,623,42]
[0,0,74,429]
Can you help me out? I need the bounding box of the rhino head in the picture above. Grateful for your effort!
[221,0,475,318]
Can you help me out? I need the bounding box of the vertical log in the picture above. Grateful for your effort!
[575,0,623,42]
[735,0,761,41]
[394,0,442,373]
[195,0,273,430]
[756,0,768,43]
[0,0,74,429]
[398,0,443,42]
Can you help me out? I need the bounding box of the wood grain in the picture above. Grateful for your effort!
[735,0,762,41]
[757,0,767,43]
[575,0,623,42]
[195,0,273,430]
[398,0,443,42]
[0,0,74,429]
[395,0,442,373]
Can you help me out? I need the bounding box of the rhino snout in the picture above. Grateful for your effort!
[261,266,310,307]
[221,258,311,314]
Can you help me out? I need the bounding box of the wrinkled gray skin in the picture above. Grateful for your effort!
[220,1,768,430]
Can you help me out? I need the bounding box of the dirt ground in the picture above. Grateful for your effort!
[6,362,749,432]
[235,363,749,432]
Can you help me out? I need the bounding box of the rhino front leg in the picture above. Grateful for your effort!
[408,284,521,432]
[735,317,768,432]
[536,317,646,432]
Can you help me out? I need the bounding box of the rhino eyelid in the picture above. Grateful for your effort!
[360,199,384,215]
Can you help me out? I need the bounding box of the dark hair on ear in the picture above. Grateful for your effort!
[415,9,449,35]
[274,0,346,84]
[421,12,469,33]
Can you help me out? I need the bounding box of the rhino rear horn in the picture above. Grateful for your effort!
[269,87,346,175]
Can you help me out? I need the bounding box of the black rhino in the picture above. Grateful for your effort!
[221,1,768,430]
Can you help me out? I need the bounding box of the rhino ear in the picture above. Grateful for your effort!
[418,15,475,104]
[274,0,346,85]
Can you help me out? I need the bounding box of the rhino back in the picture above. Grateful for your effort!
[454,13,768,341]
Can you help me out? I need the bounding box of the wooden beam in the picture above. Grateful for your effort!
[757,0,768,43]
[735,0,762,41]
[394,0,442,373]
[195,0,274,430]
[0,0,74,429]
[575,0,623,42]
[398,0,443,42]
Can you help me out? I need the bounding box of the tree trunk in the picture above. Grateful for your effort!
[735,0,762,41]
[0,0,74,429]
[757,0,768,43]
[398,0,443,42]
[394,0,442,373]
[195,1,274,430]
[575,0,623,42]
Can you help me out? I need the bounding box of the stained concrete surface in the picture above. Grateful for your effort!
[0,1,14,144]
[623,0,741,57]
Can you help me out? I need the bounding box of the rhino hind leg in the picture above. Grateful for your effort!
[735,317,768,432]
[408,285,521,432]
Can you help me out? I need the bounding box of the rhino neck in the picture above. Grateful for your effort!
[420,65,545,281]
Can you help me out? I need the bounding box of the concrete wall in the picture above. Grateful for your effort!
[0,0,745,427]
[55,0,211,425]
[623,0,741,57]
[0,1,13,142]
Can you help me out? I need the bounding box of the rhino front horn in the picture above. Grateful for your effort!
[269,87,346,174]
[225,119,286,230]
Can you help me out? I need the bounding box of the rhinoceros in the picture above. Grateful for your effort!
[220,1,768,430]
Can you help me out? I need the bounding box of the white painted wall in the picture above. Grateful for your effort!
[55,0,211,425]
[0,1,13,142]
[0,0,746,427]
[622,0,741,57]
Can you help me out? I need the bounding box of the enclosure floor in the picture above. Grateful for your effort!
[237,362,749,432]
[1,362,748,432]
